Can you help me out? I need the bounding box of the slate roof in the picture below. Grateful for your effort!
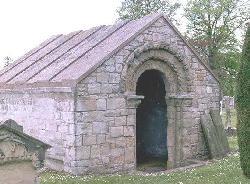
[0,13,219,89]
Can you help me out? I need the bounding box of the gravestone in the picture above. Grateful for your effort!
[223,96,232,128]
[0,119,51,184]
[200,109,230,158]
[210,109,230,154]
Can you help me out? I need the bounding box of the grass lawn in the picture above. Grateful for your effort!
[41,136,249,184]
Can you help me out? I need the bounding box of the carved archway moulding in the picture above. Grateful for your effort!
[124,43,194,169]
[125,41,193,96]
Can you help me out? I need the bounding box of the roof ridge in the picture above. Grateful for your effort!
[49,19,131,81]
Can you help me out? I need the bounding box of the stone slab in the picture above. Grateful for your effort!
[200,114,224,158]
[210,109,230,154]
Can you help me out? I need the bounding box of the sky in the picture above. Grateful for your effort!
[0,0,123,69]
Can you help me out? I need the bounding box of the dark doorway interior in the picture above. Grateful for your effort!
[136,70,168,170]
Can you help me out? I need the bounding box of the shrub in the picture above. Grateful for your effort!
[236,23,250,178]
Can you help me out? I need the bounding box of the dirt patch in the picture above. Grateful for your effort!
[0,161,36,184]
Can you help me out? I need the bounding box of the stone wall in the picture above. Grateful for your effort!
[74,17,221,174]
[0,17,221,175]
[0,88,75,171]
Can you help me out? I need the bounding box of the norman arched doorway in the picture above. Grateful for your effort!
[136,69,168,169]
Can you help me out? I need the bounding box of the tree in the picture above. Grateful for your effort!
[184,0,249,70]
[184,0,249,96]
[236,23,250,178]
[117,0,180,22]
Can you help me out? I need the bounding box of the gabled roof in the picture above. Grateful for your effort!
[0,13,219,89]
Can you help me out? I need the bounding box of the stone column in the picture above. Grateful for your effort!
[125,93,144,169]
[167,94,193,169]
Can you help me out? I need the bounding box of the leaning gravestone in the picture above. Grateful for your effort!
[200,109,230,158]
[0,119,51,184]
[210,109,230,154]
[200,115,222,158]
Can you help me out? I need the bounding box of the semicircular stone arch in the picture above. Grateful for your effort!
[124,43,194,169]
[125,42,193,95]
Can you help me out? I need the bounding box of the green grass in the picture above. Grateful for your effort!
[228,136,239,152]
[41,155,249,184]
[41,137,249,184]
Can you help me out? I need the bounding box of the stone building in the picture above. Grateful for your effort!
[0,13,221,174]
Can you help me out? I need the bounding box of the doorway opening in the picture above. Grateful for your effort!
[136,69,168,171]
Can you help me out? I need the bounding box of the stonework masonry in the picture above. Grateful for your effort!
[0,14,221,174]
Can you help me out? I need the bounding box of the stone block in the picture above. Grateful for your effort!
[126,137,135,147]
[91,145,100,158]
[115,64,123,72]
[101,84,113,94]
[111,148,124,157]
[93,122,108,134]
[76,99,97,111]
[120,109,128,116]
[124,126,134,137]
[64,134,75,146]
[110,127,123,137]
[182,119,194,128]
[88,83,101,94]
[80,111,105,123]
[115,137,126,147]
[100,144,110,156]
[58,124,68,133]
[76,123,92,135]
[206,86,213,93]
[82,76,96,83]
[75,135,82,146]
[97,73,109,83]
[115,116,126,126]
[107,98,126,110]
[125,147,135,163]
[105,110,120,117]
[108,73,120,83]
[106,65,115,72]
[82,135,96,145]
[102,156,110,164]
[96,99,106,110]
[76,146,90,160]
[127,115,135,125]
[97,134,106,144]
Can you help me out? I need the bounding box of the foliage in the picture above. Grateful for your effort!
[236,23,250,178]
[219,51,241,96]
[184,0,249,68]
[117,0,180,22]
[184,0,249,96]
